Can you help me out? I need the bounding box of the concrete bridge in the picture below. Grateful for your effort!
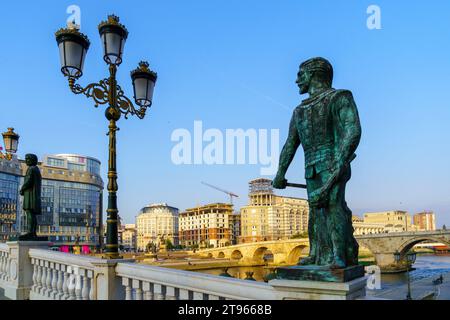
[198,230,450,272]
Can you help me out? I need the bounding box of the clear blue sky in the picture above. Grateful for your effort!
[1,1,450,226]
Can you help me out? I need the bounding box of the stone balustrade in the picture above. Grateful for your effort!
[0,242,368,300]
[29,249,98,300]
[116,262,304,300]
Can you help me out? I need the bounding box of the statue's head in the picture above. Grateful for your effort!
[25,154,38,166]
[296,57,333,94]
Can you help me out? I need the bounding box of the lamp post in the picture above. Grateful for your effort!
[55,15,157,259]
[0,128,20,240]
[0,128,20,161]
[394,250,417,300]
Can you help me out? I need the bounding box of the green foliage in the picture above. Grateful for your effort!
[290,232,309,239]
[165,239,174,250]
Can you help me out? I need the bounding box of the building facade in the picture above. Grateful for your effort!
[136,203,179,251]
[240,179,309,243]
[229,213,241,245]
[0,154,104,248]
[120,224,137,251]
[363,210,417,233]
[179,203,234,248]
[413,211,436,231]
[0,157,22,241]
[352,216,386,235]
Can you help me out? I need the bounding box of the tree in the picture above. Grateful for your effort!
[165,239,174,250]
[290,232,309,239]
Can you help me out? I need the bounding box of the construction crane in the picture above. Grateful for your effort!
[201,181,239,205]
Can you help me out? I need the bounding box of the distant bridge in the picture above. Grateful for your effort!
[198,230,450,272]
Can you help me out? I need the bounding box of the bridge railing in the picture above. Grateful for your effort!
[28,248,98,300]
[0,241,368,300]
[115,262,279,300]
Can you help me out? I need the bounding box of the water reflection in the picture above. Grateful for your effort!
[197,254,450,286]
[378,254,450,290]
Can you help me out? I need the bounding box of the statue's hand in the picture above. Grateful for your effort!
[272,175,288,189]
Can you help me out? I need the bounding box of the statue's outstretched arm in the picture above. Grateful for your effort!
[274,110,301,182]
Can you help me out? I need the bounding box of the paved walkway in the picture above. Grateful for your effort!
[369,271,450,300]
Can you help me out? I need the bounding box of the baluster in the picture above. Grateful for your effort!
[75,273,82,300]
[45,263,52,297]
[153,284,164,300]
[51,264,58,299]
[132,279,142,300]
[193,292,204,300]
[56,265,64,300]
[179,288,190,300]
[35,260,42,294]
[165,287,178,300]
[81,270,89,300]
[31,259,38,292]
[62,267,70,300]
[143,282,154,300]
[40,261,47,296]
[88,270,95,300]
[0,253,5,281]
[122,278,132,300]
[5,255,11,282]
[67,273,76,300]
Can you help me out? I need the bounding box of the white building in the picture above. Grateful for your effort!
[136,203,179,251]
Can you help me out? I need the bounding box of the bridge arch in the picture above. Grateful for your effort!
[252,247,274,264]
[286,245,308,265]
[398,237,450,256]
[217,252,225,259]
[231,250,243,260]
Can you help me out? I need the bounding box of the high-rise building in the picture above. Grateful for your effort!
[0,154,104,248]
[363,211,417,233]
[413,211,436,231]
[0,157,21,241]
[229,213,241,245]
[240,179,309,243]
[179,203,234,248]
[136,203,179,251]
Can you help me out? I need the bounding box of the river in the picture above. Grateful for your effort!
[196,254,450,288]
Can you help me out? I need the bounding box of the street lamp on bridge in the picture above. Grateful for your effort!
[55,15,158,259]
[394,250,417,300]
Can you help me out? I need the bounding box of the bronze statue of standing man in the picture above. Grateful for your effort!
[19,154,42,240]
[273,57,362,269]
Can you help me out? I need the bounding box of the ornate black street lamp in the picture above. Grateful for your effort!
[55,15,158,259]
[394,250,417,300]
[0,128,20,160]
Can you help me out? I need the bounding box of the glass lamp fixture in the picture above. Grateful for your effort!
[2,128,19,154]
[131,61,158,107]
[406,250,417,264]
[98,15,128,65]
[55,27,90,79]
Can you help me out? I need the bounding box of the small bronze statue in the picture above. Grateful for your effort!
[19,154,43,241]
[273,57,362,269]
